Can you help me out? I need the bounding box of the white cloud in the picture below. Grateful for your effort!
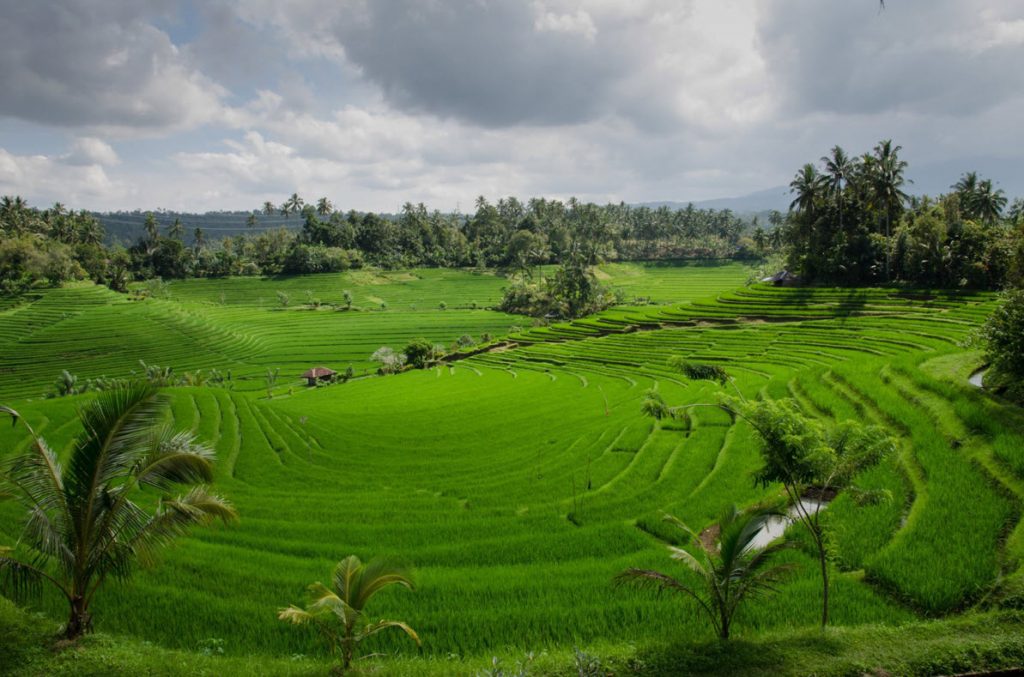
[0,147,126,207]
[0,1,226,134]
[64,138,120,167]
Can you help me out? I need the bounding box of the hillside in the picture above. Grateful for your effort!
[2,262,1024,673]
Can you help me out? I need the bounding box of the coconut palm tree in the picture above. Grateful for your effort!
[975,179,1008,224]
[789,164,825,216]
[0,385,237,639]
[316,197,334,216]
[262,201,277,217]
[821,146,856,231]
[617,506,793,640]
[871,140,910,281]
[283,193,305,219]
[279,555,420,670]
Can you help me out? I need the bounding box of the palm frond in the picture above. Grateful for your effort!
[333,555,363,605]
[278,605,315,625]
[129,487,236,565]
[360,619,421,646]
[667,546,710,578]
[64,384,164,514]
[132,426,216,491]
[0,409,68,521]
[352,559,416,610]
[0,548,67,601]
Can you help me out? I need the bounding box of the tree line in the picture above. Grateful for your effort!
[784,141,1024,288]
[0,193,755,297]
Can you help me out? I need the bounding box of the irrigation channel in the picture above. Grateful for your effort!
[749,499,828,550]
[969,368,988,388]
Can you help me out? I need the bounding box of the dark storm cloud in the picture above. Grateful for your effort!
[331,1,627,127]
[0,0,222,130]
[758,0,1024,117]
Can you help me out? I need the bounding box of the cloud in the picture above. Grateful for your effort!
[0,146,126,206]
[64,138,120,167]
[758,0,1024,117]
[0,0,226,133]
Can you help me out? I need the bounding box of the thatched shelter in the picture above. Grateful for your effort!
[302,366,336,386]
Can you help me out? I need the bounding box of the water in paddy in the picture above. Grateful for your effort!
[749,499,827,550]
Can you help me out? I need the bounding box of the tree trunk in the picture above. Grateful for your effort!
[818,542,829,629]
[65,596,91,639]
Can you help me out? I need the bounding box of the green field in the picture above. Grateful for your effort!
[3,261,1024,671]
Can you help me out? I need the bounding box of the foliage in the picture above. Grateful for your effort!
[783,143,1021,289]
[980,289,1024,400]
[404,338,441,369]
[499,262,620,319]
[668,358,730,385]
[371,347,407,374]
[617,506,794,640]
[278,555,420,670]
[0,385,237,638]
[736,397,895,627]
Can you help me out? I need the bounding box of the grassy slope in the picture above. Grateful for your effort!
[4,262,1024,673]
[3,598,1023,676]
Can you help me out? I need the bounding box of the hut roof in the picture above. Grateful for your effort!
[302,366,336,379]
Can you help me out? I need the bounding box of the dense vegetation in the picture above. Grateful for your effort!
[784,141,1024,288]
[0,194,756,297]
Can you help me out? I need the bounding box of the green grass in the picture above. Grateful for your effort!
[3,597,1024,676]
[3,262,1023,671]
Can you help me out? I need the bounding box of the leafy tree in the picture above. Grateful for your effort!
[617,506,793,640]
[640,388,672,420]
[403,338,436,369]
[370,347,406,374]
[736,398,894,628]
[980,289,1024,400]
[279,555,420,671]
[0,385,237,638]
[342,289,353,309]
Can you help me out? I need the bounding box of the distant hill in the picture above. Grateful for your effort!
[94,210,301,245]
[635,186,791,218]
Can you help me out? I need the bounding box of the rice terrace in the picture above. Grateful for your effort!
[3,2,1024,676]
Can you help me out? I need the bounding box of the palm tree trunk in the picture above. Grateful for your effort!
[65,595,91,639]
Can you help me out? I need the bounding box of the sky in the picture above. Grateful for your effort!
[0,0,1022,213]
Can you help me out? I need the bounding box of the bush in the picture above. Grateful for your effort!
[404,338,436,369]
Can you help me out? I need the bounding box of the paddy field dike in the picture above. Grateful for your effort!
[2,260,1024,672]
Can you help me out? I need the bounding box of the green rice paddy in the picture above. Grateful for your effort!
[2,260,1023,665]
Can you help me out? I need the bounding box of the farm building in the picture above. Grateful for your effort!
[302,366,336,386]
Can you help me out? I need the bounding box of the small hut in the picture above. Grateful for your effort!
[302,366,336,386]
[763,270,800,287]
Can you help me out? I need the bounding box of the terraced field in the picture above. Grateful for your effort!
[2,263,1022,666]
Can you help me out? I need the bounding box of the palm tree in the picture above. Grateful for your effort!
[316,197,334,216]
[617,506,793,640]
[789,164,825,215]
[279,555,420,670]
[821,146,855,231]
[871,140,910,281]
[246,213,258,229]
[167,218,184,241]
[0,385,237,639]
[283,193,304,219]
[976,179,1007,224]
[262,201,277,217]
